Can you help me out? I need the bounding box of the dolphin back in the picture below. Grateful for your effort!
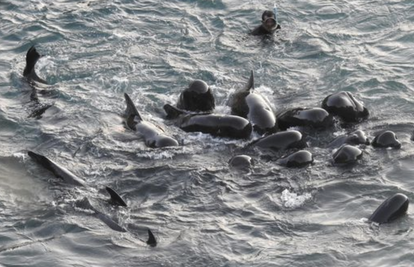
[369,193,409,224]
[28,151,85,186]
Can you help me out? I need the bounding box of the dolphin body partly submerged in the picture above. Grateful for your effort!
[124,93,179,148]
[228,71,277,135]
[27,150,157,247]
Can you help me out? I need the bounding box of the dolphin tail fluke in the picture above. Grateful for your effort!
[146,229,157,247]
[163,104,185,120]
[105,186,127,207]
[242,70,255,92]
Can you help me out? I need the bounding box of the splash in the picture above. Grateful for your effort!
[281,189,312,208]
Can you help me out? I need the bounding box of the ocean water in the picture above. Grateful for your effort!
[1,0,414,266]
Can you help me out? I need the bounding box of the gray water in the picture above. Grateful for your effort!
[1,0,414,266]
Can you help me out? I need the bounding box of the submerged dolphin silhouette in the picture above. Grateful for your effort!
[27,150,157,247]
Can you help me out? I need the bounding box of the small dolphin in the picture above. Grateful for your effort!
[277,150,313,168]
[176,80,215,112]
[124,93,179,148]
[249,130,307,151]
[28,151,157,246]
[371,131,401,149]
[76,197,157,246]
[369,193,409,224]
[332,145,362,165]
[27,151,126,206]
[228,155,254,171]
[276,107,334,130]
[28,151,85,187]
[321,91,369,123]
[228,71,277,135]
[328,130,370,148]
[164,104,252,139]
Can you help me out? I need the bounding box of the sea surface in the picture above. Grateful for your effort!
[0,0,414,266]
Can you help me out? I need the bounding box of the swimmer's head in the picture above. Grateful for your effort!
[261,10,278,32]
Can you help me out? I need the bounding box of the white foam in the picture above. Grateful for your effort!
[281,189,312,208]
[12,152,27,161]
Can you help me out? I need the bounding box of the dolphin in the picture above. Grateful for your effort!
[124,93,179,148]
[228,71,277,135]
[27,151,157,246]
[369,193,409,224]
[164,104,252,139]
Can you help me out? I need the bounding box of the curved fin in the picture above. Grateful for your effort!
[163,104,186,120]
[105,186,127,207]
[124,93,143,130]
[242,70,254,92]
[23,45,47,84]
[147,229,157,247]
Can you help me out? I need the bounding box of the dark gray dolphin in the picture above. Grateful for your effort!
[228,155,254,171]
[332,145,362,165]
[77,197,127,232]
[228,71,277,135]
[369,193,409,224]
[277,150,313,168]
[124,93,179,148]
[76,197,157,246]
[28,151,157,246]
[28,151,85,187]
[276,107,334,130]
[321,91,369,122]
[249,130,307,151]
[176,80,215,112]
[27,151,125,206]
[371,131,401,149]
[328,130,370,148]
[164,104,252,139]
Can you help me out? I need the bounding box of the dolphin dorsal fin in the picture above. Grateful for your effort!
[242,70,255,92]
[124,93,143,130]
[124,93,143,121]
[163,104,186,120]
[147,229,157,247]
[105,186,127,207]
[23,46,47,84]
[23,46,41,77]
